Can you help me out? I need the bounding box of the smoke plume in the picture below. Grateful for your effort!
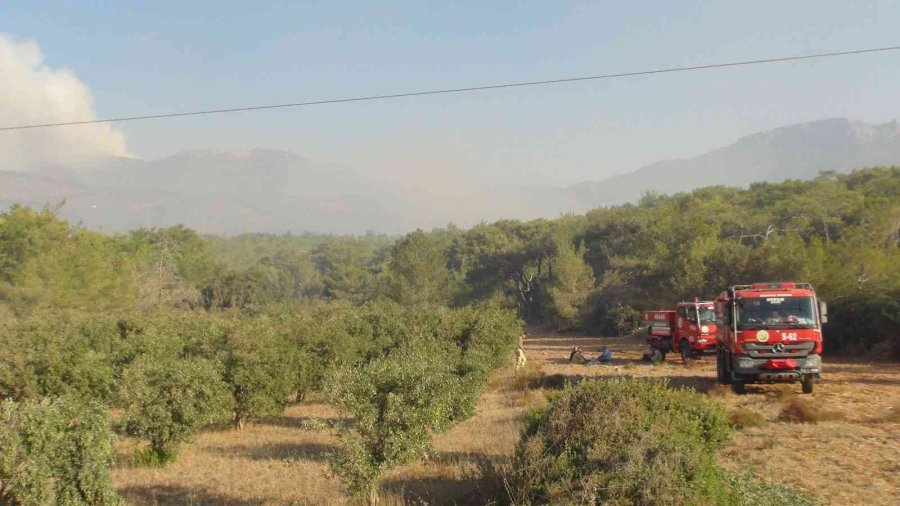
[0,33,129,171]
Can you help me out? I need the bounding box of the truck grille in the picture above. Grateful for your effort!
[743,341,815,358]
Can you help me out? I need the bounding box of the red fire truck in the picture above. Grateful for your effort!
[643,299,718,362]
[714,282,826,394]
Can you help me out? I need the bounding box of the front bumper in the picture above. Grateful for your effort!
[732,354,821,382]
[690,338,717,354]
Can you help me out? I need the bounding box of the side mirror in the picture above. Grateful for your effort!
[819,301,828,324]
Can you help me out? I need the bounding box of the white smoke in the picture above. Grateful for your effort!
[0,33,129,171]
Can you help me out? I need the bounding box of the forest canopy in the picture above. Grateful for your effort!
[1,167,898,353]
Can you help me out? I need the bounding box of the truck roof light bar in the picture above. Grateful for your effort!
[730,282,814,292]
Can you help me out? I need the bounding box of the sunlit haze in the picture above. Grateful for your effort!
[4,1,900,187]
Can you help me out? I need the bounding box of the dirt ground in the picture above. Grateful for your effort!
[112,332,900,505]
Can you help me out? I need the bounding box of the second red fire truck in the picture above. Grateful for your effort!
[643,299,718,362]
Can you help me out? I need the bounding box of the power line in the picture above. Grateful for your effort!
[3,45,899,132]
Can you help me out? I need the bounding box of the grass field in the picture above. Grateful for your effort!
[112,332,900,505]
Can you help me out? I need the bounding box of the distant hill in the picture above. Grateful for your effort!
[2,118,899,234]
[568,118,900,206]
[1,149,413,234]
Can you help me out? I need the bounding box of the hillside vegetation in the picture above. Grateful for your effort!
[7,168,896,352]
[0,167,898,504]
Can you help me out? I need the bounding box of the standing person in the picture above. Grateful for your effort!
[518,331,528,349]
[515,346,527,371]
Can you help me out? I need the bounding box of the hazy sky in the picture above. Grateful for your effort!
[3,1,900,187]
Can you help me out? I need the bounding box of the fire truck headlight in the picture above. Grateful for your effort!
[735,357,756,370]
[803,355,821,369]
[701,325,709,333]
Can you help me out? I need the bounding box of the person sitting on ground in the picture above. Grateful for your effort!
[598,346,613,363]
[569,346,589,365]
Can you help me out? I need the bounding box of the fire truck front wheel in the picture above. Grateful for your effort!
[716,348,731,385]
[680,341,691,363]
[801,376,814,394]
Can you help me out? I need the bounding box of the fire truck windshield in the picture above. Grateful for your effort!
[685,307,716,323]
[736,296,817,329]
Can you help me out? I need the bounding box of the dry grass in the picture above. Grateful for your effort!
[728,408,768,429]
[778,397,847,424]
[864,402,900,424]
[536,373,570,390]
[707,383,731,398]
[507,362,544,391]
[111,333,900,506]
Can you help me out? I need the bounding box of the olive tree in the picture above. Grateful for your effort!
[0,315,117,402]
[221,318,297,429]
[326,350,461,505]
[0,397,121,505]
[118,355,231,465]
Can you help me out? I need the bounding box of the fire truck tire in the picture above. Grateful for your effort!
[731,380,746,395]
[801,377,814,394]
[716,349,731,385]
[680,341,691,363]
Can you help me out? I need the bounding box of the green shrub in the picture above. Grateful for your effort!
[453,302,522,374]
[824,292,900,356]
[221,318,297,429]
[514,377,732,506]
[0,397,121,505]
[118,355,231,464]
[270,303,377,399]
[0,315,117,402]
[112,310,225,371]
[326,349,465,505]
[726,472,817,506]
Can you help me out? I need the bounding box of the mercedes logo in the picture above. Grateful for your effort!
[772,343,786,353]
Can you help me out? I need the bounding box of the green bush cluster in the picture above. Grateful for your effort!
[326,350,464,504]
[514,378,818,505]
[515,378,732,505]
[0,301,521,478]
[0,314,120,402]
[319,302,522,504]
[725,472,817,506]
[0,397,120,505]
[824,290,900,356]
[0,310,301,464]
[118,355,231,464]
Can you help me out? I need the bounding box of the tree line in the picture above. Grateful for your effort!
[1,168,897,347]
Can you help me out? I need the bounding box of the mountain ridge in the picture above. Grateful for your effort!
[568,118,900,206]
[3,117,899,234]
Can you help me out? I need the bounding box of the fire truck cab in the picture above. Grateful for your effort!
[643,300,717,362]
[715,282,826,394]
